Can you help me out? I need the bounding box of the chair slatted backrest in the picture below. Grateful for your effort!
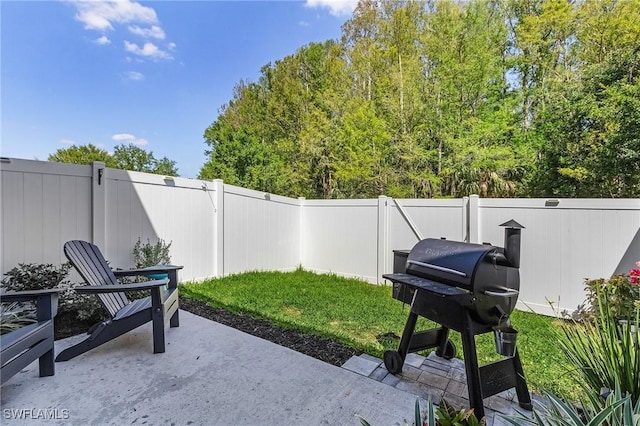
[64,240,129,318]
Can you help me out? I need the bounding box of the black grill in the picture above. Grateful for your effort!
[382,220,532,418]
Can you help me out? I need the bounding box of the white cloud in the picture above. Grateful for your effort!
[112,133,136,141]
[125,71,145,81]
[304,0,357,16]
[73,0,158,31]
[128,24,165,40]
[124,41,173,60]
[299,21,310,27]
[70,1,175,62]
[95,35,111,45]
[112,133,148,146]
[60,139,76,145]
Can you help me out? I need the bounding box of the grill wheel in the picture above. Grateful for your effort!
[383,350,403,374]
[436,340,456,360]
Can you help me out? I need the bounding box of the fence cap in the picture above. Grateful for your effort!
[499,219,525,229]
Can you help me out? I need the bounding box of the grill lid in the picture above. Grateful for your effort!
[406,238,497,289]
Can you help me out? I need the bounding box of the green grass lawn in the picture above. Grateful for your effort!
[181,268,579,399]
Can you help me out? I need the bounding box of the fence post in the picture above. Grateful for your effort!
[468,194,480,244]
[377,195,389,284]
[298,197,305,268]
[91,162,106,249]
[213,179,225,278]
[462,196,469,242]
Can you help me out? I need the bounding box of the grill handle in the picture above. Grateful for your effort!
[484,289,519,297]
[406,260,467,277]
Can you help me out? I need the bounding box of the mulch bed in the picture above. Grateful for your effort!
[54,297,361,367]
[54,312,97,340]
[179,297,361,366]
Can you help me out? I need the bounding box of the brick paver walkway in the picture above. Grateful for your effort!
[343,351,537,425]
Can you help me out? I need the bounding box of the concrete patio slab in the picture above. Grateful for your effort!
[1,310,419,426]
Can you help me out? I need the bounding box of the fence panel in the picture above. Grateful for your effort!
[477,198,640,315]
[1,159,92,272]
[387,197,466,262]
[2,158,637,318]
[223,185,301,275]
[302,199,379,282]
[103,169,217,282]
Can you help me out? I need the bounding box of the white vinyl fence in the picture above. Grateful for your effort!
[1,158,638,316]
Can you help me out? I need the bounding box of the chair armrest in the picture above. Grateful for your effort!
[0,289,60,320]
[74,279,169,294]
[113,265,183,277]
[1,288,61,303]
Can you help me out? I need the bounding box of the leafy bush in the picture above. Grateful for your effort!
[435,399,485,426]
[128,238,173,300]
[58,283,104,322]
[1,262,104,323]
[559,287,639,401]
[572,262,640,322]
[132,238,172,268]
[0,302,36,335]
[358,398,484,426]
[1,263,71,291]
[501,383,640,426]
[511,262,640,425]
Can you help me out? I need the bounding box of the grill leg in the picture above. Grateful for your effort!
[460,312,485,420]
[513,349,533,410]
[397,311,419,361]
[384,311,419,373]
[435,327,453,358]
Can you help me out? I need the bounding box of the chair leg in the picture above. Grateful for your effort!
[152,308,165,354]
[39,347,55,377]
[170,309,179,328]
[56,314,148,362]
[56,333,111,362]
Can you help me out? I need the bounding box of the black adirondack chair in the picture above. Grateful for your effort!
[55,240,181,362]
[1,289,60,384]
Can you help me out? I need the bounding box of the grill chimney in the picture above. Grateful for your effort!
[500,219,525,268]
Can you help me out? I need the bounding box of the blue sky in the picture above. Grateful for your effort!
[1,0,355,178]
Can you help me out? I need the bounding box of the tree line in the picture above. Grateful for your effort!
[199,0,640,199]
[48,143,178,176]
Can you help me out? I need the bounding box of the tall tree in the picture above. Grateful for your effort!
[199,0,639,199]
[112,144,178,176]
[48,143,178,176]
[341,0,383,101]
[533,40,640,197]
[48,144,115,167]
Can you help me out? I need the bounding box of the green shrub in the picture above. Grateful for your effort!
[1,262,104,323]
[0,302,36,335]
[559,287,639,401]
[132,238,172,268]
[573,274,640,322]
[128,238,173,300]
[435,399,485,426]
[1,263,71,291]
[59,283,105,322]
[501,383,639,426]
[358,398,484,426]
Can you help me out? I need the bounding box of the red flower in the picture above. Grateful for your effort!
[630,262,640,285]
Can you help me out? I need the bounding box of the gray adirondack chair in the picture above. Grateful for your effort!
[55,240,181,362]
[1,289,60,384]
